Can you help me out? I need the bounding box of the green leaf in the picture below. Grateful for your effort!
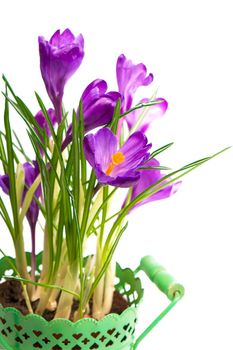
[138,165,171,171]
[4,84,19,239]
[0,130,8,173]
[3,275,80,300]
[70,109,82,265]
[16,163,25,210]
[85,188,117,237]
[0,196,14,236]
[104,147,231,250]
[13,130,32,162]
[87,222,128,301]
[149,142,174,160]
[80,171,96,240]
[109,98,121,134]
[19,174,41,224]
[77,100,87,189]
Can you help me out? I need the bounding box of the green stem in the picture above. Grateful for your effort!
[14,230,33,296]
[55,263,78,319]
[99,186,109,247]
[80,171,96,239]
[92,243,104,320]
[34,224,52,307]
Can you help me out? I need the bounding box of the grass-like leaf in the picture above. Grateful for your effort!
[149,142,174,160]
[109,98,121,134]
[3,84,19,240]
[118,99,165,120]
[87,221,128,301]
[4,275,80,300]
[138,165,171,171]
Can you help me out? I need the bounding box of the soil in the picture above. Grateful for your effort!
[0,280,129,322]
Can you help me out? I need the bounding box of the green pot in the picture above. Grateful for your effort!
[0,254,184,350]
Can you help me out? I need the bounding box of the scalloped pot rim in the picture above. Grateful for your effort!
[0,302,140,328]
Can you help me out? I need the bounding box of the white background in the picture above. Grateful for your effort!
[0,1,233,349]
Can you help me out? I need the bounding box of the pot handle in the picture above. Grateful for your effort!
[132,256,185,350]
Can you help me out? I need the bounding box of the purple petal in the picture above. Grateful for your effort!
[23,161,41,230]
[116,54,153,112]
[50,29,75,47]
[0,174,9,194]
[0,162,41,231]
[62,80,120,150]
[106,171,140,188]
[84,128,117,171]
[39,29,84,123]
[82,79,108,107]
[111,132,151,176]
[35,108,57,138]
[81,79,121,132]
[94,165,140,188]
[130,159,181,210]
[125,98,168,133]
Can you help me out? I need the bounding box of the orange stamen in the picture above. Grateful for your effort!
[105,151,125,175]
[106,162,114,175]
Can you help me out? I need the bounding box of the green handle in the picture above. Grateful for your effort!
[133,256,185,349]
[140,255,185,300]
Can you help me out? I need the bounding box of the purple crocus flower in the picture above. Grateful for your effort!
[0,161,41,279]
[84,128,151,187]
[62,79,121,150]
[22,161,41,231]
[128,158,181,210]
[116,54,167,135]
[125,97,168,133]
[117,54,153,113]
[39,29,84,123]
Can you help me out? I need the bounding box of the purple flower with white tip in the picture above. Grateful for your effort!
[62,79,120,150]
[125,97,168,133]
[128,159,181,210]
[116,54,167,135]
[39,29,84,123]
[83,128,151,187]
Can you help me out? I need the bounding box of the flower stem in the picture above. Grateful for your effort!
[34,224,52,307]
[30,225,36,281]
[54,264,78,319]
[14,230,33,297]
[102,261,115,316]
[92,244,104,320]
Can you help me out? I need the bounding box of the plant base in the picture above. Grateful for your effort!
[0,256,144,350]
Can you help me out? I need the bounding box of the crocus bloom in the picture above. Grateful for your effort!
[116,54,167,135]
[125,97,168,133]
[23,161,41,231]
[84,128,151,187]
[0,162,41,231]
[116,54,153,113]
[62,79,121,150]
[0,161,41,279]
[128,158,181,210]
[39,29,84,123]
